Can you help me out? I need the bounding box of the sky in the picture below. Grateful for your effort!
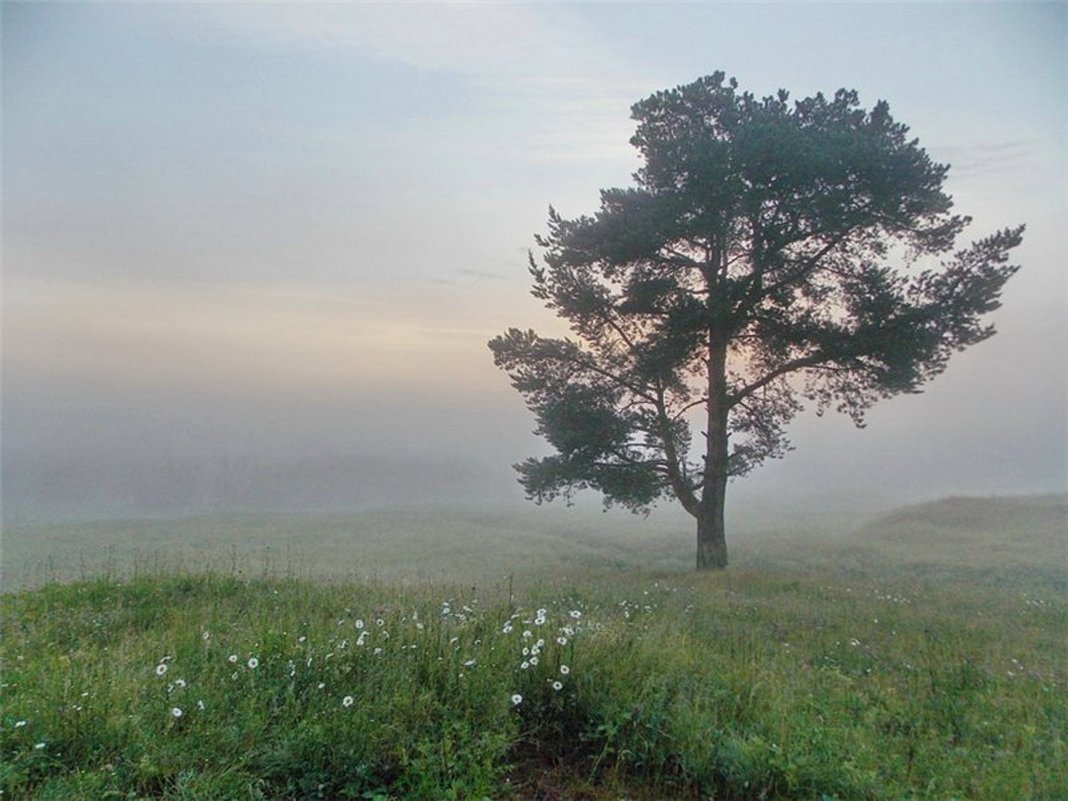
[3,1,1066,521]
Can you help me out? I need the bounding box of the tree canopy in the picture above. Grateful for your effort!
[490,72,1022,569]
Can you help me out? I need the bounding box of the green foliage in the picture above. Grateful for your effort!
[490,71,1023,567]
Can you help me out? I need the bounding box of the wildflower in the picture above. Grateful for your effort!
[247,657,259,669]
[197,700,205,710]
[522,630,532,639]
[557,636,568,646]
[373,647,382,655]
[511,694,523,705]
[355,619,364,629]
[174,679,186,689]
[34,742,46,750]
[155,663,168,676]
[317,682,325,689]
[202,631,211,640]
[171,707,183,718]
[228,654,238,663]
[552,681,563,691]
[342,695,354,707]
[537,608,547,617]
[298,636,307,644]
[375,619,385,627]
[14,721,26,728]
[520,661,530,670]
[463,659,476,667]
[529,656,539,666]
[502,624,514,634]
[569,610,582,619]
[560,665,570,675]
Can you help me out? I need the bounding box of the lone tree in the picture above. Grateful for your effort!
[489,73,1022,570]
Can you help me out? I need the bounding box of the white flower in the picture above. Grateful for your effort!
[342,695,354,707]
[202,631,211,640]
[511,693,523,705]
[14,721,27,728]
[298,636,306,644]
[355,619,364,629]
[552,681,563,691]
[502,624,514,634]
[529,656,539,666]
[522,630,532,639]
[247,657,259,669]
[155,663,168,676]
[463,659,476,667]
[171,707,183,718]
[317,682,325,689]
[174,679,186,689]
[375,619,385,627]
[560,664,570,675]
[228,654,238,663]
[569,610,582,619]
[557,636,568,646]
[196,700,205,710]
[34,742,46,750]
[534,616,546,626]
[520,661,530,670]
[537,608,547,617]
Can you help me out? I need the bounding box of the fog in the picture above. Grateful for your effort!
[3,3,1065,527]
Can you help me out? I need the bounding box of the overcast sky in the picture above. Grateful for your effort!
[3,2,1065,519]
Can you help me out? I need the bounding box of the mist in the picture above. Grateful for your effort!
[3,2,1065,528]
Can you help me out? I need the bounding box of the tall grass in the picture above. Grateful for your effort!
[3,565,1064,799]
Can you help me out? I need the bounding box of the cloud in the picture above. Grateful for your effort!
[179,3,642,162]
[940,139,1039,178]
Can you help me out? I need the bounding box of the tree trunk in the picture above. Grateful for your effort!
[696,481,728,570]
[699,330,730,571]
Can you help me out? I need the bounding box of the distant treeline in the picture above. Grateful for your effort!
[2,453,507,523]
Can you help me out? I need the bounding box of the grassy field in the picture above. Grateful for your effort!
[1,495,1065,798]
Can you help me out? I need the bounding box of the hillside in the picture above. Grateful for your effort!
[839,494,1067,590]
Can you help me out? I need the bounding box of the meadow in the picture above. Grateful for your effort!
[1,495,1065,799]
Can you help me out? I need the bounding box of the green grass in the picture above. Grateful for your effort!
[1,495,1065,798]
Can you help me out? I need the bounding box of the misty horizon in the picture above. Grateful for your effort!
[2,3,1065,527]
